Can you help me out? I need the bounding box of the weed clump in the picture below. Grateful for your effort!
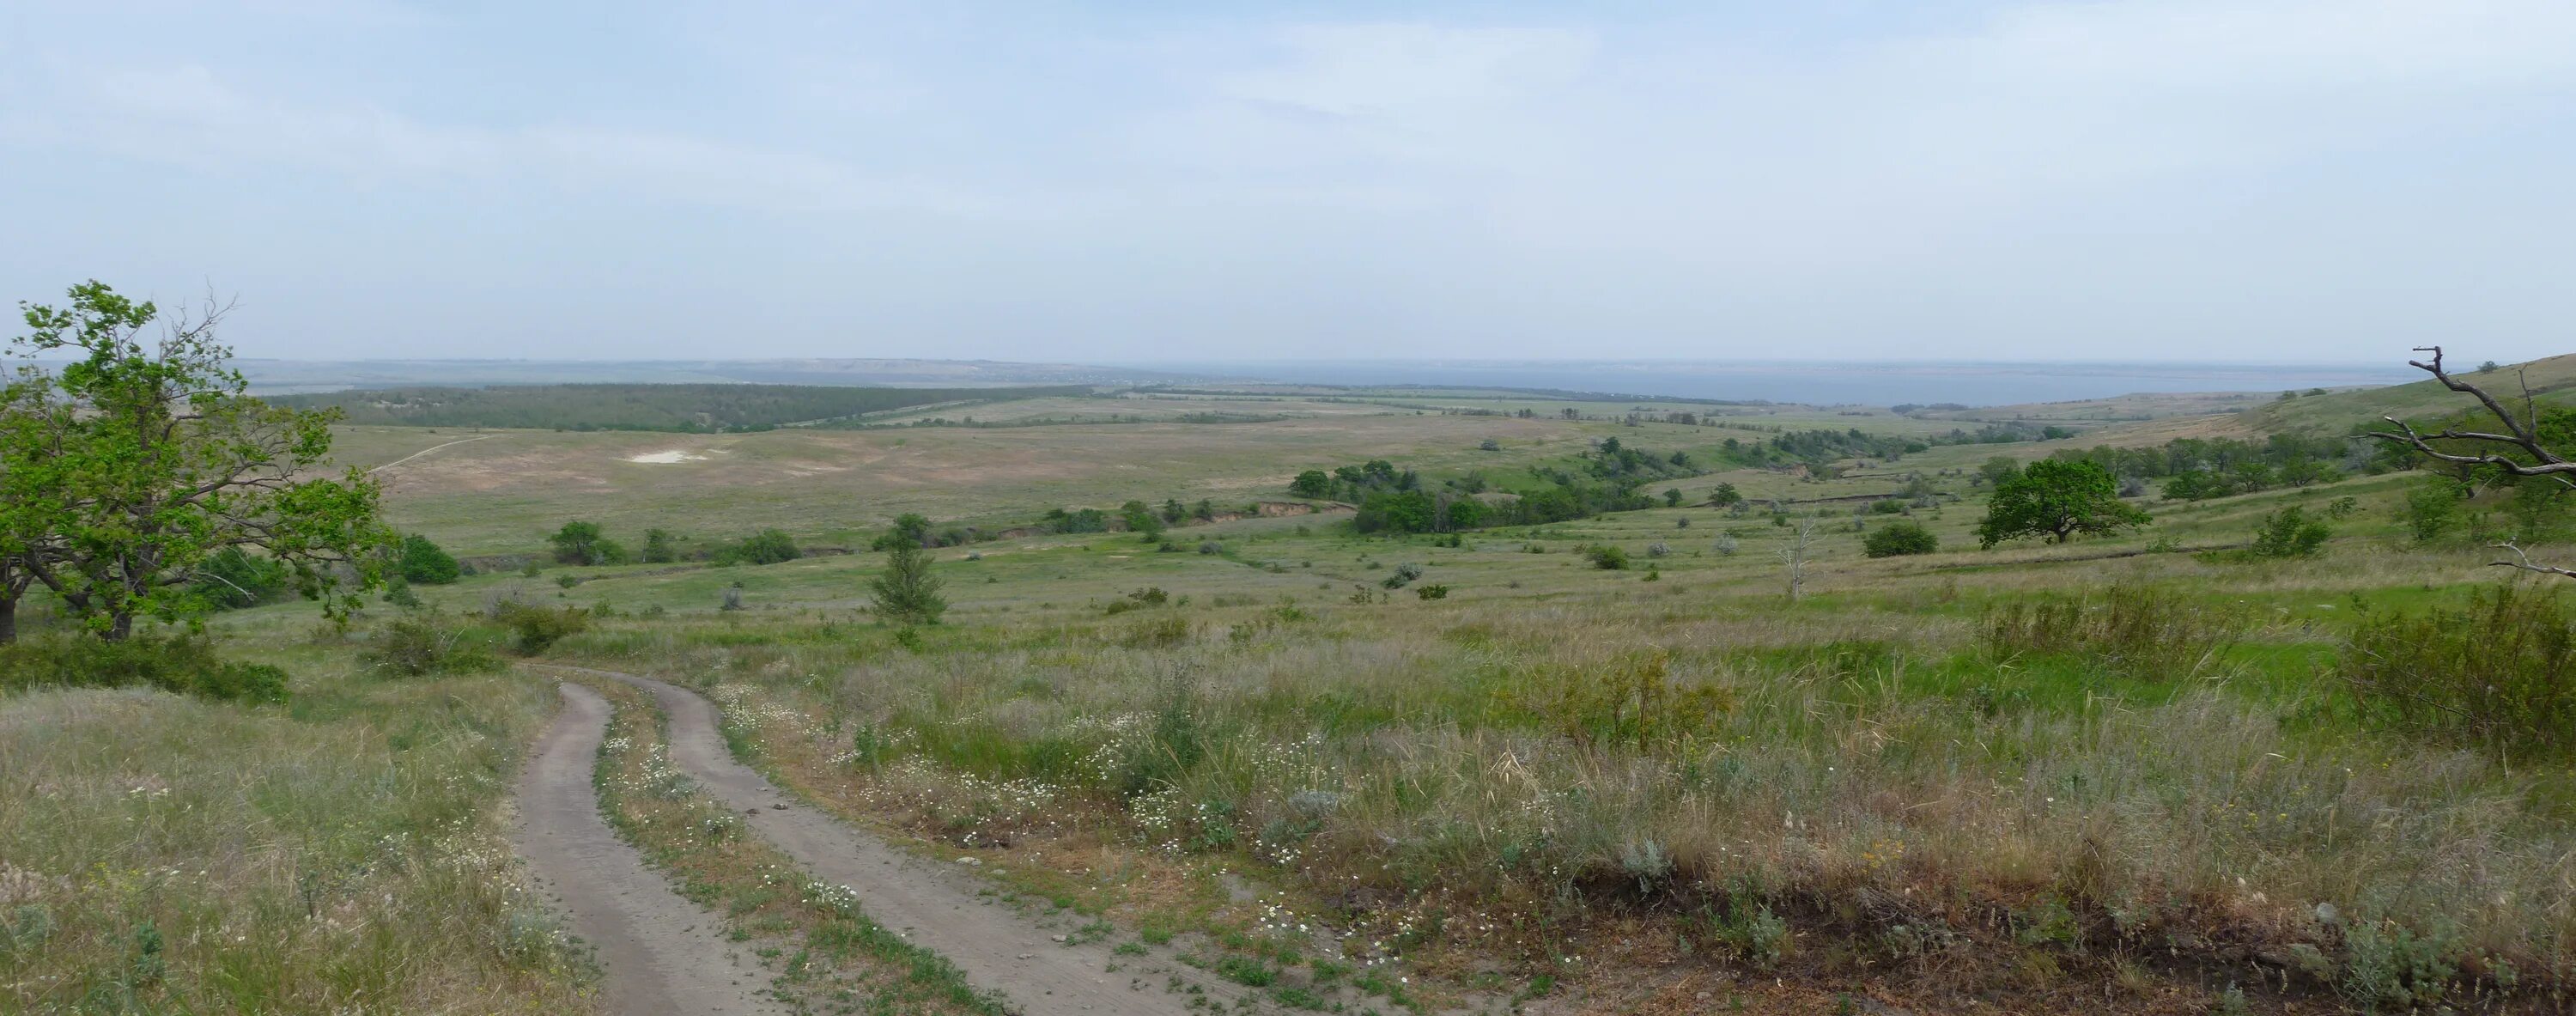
[0,635,289,703]
[1979,583,2239,680]
[2343,584,2576,758]
[364,616,500,676]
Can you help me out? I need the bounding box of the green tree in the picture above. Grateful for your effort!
[1862,520,1939,558]
[4,282,388,640]
[1978,456,2024,489]
[640,527,678,563]
[1290,470,1332,498]
[1121,500,1165,539]
[191,547,288,609]
[1709,482,1743,508]
[397,534,461,585]
[1977,459,2149,548]
[547,520,622,565]
[869,541,946,626]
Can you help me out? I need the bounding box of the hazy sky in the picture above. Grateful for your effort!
[4,1,2572,364]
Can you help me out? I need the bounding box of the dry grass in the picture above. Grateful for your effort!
[0,664,592,1013]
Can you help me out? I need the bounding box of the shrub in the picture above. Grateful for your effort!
[396,534,461,584]
[2248,506,2330,558]
[547,521,626,565]
[1118,615,1193,648]
[1712,535,1739,556]
[1980,583,2239,680]
[1868,497,1905,514]
[0,635,289,703]
[1585,545,1629,570]
[1416,584,1449,600]
[2404,480,2464,543]
[1862,520,1938,558]
[1198,540,1222,556]
[2342,585,2576,758]
[715,528,800,566]
[363,616,499,676]
[1645,542,1671,558]
[493,603,589,654]
[640,527,679,563]
[191,546,288,610]
[1381,563,1424,589]
[719,587,744,611]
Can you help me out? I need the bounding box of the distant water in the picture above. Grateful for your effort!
[1139,361,2421,408]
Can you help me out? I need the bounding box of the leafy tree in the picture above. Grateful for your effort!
[397,534,460,585]
[1976,459,2149,548]
[3,282,388,640]
[548,521,621,565]
[191,547,287,609]
[1663,488,1683,508]
[1709,482,1743,508]
[872,513,933,551]
[869,541,946,626]
[1290,470,1331,498]
[640,527,678,563]
[1862,520,1939,558]
[1978,456,2023,489]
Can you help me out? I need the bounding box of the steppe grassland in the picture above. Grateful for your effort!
[18,380,2573,1013]
[307,392,2576,1010]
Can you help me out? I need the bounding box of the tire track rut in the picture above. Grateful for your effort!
[513,681,788,1016]
[548,666,1258,1016]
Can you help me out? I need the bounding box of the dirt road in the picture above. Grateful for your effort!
[513,682,788,1016]
[545,665,1255,1016]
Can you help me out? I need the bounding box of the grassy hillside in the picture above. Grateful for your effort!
[2233,352,2576,436]
[276,382,1088,432]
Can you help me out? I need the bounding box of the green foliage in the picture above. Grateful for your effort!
[0,634,288,703]
[191,547,288,610]
[1976,459,2150,548]
[362,616,499,676]
[2403,479,2465,543]
[396,534,460,585]
[1121,500,1165,538]
[2247,505,2330,558]
[872,513,934,551]
[1584,544,1630,570]
[492,603,589,655]
[1862,521,1938,558]
[1709,482,1742,507]
[639,527,679,563]
[2344,585,2576,758]
[869,541,947,626]
[1415,583,1449,600]
[275,382,1084,432]
[1980,583,2240,681]
[546,520,626,565]
[715,528,800,566]
[4,281,390,639]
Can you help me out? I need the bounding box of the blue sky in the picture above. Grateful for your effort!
[3,1,2572,364]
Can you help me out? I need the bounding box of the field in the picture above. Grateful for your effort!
[9,368,2576,1014]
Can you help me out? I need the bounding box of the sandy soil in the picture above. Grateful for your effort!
[513,682,789,1016]
[550,666,1261,1016]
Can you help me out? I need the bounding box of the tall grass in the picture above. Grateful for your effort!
[567,591,2576,1002]
[0,660,591,1013]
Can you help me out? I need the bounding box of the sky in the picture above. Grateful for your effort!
[3,0,2573,366]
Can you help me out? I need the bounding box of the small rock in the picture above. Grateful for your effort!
[956,856,982,867]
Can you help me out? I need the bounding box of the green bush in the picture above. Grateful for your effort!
[2247,505,2330,558]
[1416,584,1449,600]
[362,616,499,676]
[493,604,590,655]
[396,534,461,584]
[0,635,288,703]
[2343,584,2576,758]
[1862,520,1938,558]
[714,528,800,566]
[1584,545,1630,570]
[191,547,287,610]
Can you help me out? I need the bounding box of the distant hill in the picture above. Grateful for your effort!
[2232,352,2576,435]
[277,383,1090,432]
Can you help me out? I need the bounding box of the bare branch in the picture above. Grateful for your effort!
[2488,541,2576,580]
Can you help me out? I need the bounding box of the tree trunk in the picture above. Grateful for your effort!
[103,611,133,642]
[0,596,15,644]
